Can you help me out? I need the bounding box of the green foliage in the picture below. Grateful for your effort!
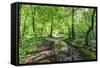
[80,48,96,60]
[19,4,96,63]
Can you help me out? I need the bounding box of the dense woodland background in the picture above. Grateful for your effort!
[19,4,96,64]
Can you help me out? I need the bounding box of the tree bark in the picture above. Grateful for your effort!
[68,23,71,38]
[85,9,95,45]
[71,8,75,39]
[20,8,28,47]
[49,16,53,37]
[31,6,35,32]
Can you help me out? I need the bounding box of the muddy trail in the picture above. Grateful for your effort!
[23,38,86,64]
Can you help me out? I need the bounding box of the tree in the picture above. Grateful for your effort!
[85,9,95,45]
[71,8,75,39]
[31,6,36,33]
[49,15,54,37]
[68,23,71,38]
[20,7,28,47]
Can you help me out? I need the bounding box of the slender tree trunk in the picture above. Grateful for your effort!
[31,6,35,32]
[85,9,95,45]
[71,8,75,39]
[20,8,28,47]
[49,16,53,37]
[31,6,37,37]
[68,23,71,38]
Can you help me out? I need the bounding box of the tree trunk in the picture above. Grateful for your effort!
[31,6,35,32]
[31,6,38,37]
[85,9,95,45]
[68,23,71,38]
[20,9,28,47]
[49,16,53,37]
[71,8,75,39]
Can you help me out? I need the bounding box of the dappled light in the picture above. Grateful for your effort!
[19,4,97,64]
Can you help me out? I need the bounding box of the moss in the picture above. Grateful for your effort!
[80,48,96,60]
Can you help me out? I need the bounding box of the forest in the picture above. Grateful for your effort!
[19,4,97,64]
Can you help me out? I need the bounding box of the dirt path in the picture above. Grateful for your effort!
[68,46,85,61]
[23,38,86,64]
